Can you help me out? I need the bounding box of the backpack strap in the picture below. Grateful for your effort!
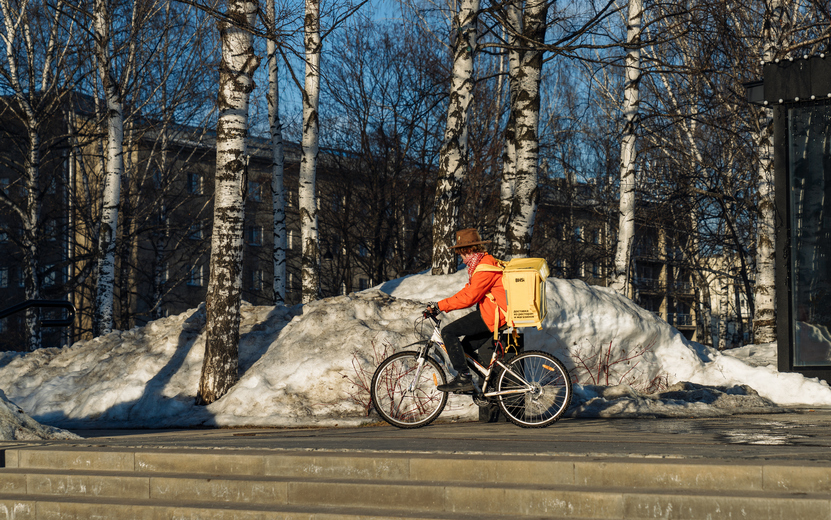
[473,261,507,340]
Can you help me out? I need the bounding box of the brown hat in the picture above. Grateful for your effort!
[450,228,491,249]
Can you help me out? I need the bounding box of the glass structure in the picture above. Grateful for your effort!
[789,103,831,366]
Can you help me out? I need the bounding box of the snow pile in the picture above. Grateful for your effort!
[572,382,778,418]
[384,273,831,414]
[0,270,829,429]
[0,389,78,440]
[722,342,777,368]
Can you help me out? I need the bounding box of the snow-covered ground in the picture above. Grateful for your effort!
[2,270,831,438]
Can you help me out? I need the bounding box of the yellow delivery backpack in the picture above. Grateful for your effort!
[473,257,550,339]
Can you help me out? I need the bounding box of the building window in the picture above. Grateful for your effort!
[17,266,24,287]
[248,181,262,202]
[187,265,204,287]
[247,225,262,246]
[0,178,9,195]
[153,168,163,188]
[591,262,600,277]
[159,262,168,285]
[0,230,7,243]
[45,219,57,241]
[188,172,203,195]
[358,277,370,291]
[592,229,601,245]
[574,226,583,241]
[251,269,264,291]
[43,265,57,287]
[0,268,7,288]
[554,259,566,277]
[189,222,203,240]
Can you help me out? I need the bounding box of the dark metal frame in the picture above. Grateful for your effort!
[0,300,75,328]
[763,56,831,382]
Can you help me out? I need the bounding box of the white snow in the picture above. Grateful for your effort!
[2,270,831,435]
[0,388,78,440]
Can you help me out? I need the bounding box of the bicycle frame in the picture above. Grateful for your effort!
[417,315,533,399]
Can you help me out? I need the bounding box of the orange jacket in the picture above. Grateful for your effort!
[437,254,507,332]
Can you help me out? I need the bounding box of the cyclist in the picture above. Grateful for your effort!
[426,228,507,393]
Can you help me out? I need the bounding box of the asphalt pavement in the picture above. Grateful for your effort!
[23,409,831,463]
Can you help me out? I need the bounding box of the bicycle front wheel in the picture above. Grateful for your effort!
[495,351,572,428]
[371,351,448,429]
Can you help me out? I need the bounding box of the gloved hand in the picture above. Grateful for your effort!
[423,303,438,318]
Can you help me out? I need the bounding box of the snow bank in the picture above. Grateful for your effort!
[383,273,831,409]
[0,389,78,440]
[0,270,829,429]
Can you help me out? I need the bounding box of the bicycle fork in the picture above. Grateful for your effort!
[406,334,441,395]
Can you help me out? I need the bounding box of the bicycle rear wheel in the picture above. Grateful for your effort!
[371,351,448,428]
[495,350,572,428]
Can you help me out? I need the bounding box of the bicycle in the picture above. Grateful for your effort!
[370,310,572,429]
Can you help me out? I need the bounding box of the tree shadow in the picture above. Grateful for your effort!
[37,303,298,429]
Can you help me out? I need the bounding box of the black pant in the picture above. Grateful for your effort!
[441,310,494,372]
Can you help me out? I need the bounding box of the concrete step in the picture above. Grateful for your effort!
[2,447,831,519]
[0,479,827,519]
[0,493,586,520]
[6,447,831,494]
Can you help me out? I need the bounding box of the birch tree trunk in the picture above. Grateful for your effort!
[718,275,730,350]
[506,0,546,258]
[0,0,73,349]
[753,0,785,344]
[299,0,321,302]
[431,0,480,274]
[93,0,124,336]
[493,2,521,259]
[610,0,642,296]
[198,0,260,404]
[23,129,42,351]
[267,0,287,305]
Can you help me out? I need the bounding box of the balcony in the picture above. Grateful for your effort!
[668,313,695,328]
[633,246,662,260]
[671,281,694,295]
[636,278,663,293]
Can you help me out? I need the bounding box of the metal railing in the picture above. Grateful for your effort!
[0,300,75,327]
[637,278,663,292]
[672,281,694,293]
[668,313,694,327]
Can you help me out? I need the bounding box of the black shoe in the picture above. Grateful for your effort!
[437,373,474,393]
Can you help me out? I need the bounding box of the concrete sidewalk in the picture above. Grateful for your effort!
[14,409,831,462]
[3,411,831,519]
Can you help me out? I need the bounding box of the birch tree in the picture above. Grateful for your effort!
[266,0,287,305]
[503,0,547,258]
[493,2,521,259]
[432,0,480,274]
[299,0,321,302]
[198,0,260,404]
[752,0,786,344]
[91,0,126,336]
[609,0,641,295]
[0,0,78,350]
